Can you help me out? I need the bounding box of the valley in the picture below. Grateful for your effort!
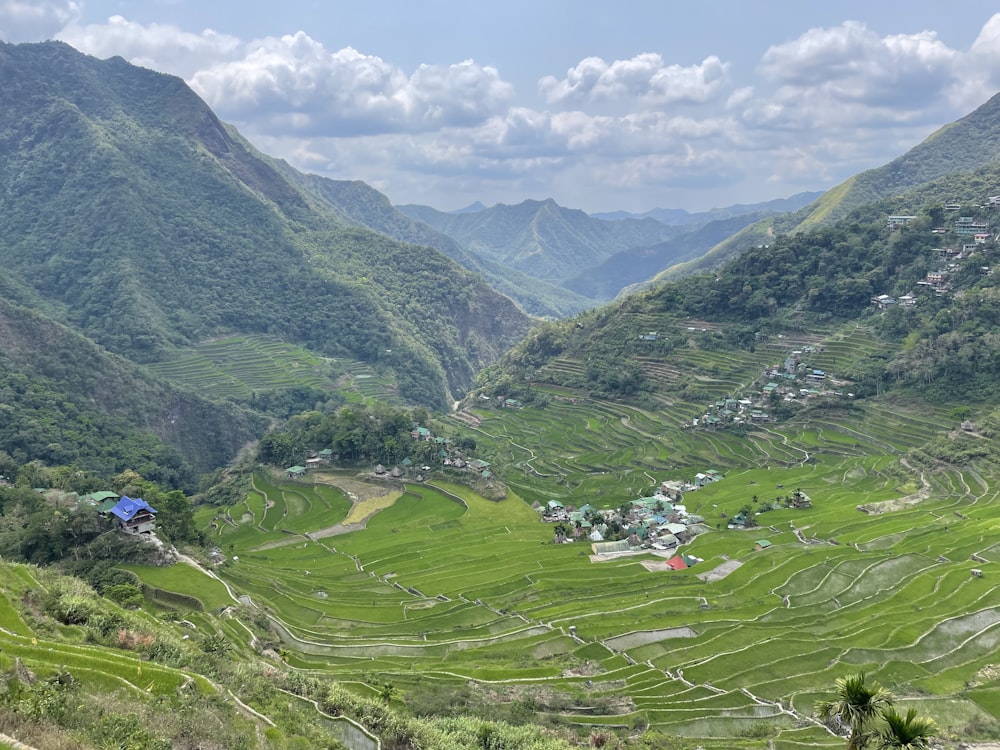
[7,312,977,748]
[3,35,1000,750]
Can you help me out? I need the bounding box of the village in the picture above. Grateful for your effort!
[683,196,1000,433]
[536,470,813,571]
[283,423,495,484]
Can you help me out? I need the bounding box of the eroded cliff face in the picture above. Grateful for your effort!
[446,297,539,397]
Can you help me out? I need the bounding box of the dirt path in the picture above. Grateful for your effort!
[0,731,40,750]
[857,458,931,513]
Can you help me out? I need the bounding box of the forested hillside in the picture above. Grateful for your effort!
[0,41,531,412]
[0,295,267,488]
[282,169,593,317]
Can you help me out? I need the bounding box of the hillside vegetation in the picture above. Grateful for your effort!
[0,41,531,413]
[284,171,593,318]
[0,296,266,488]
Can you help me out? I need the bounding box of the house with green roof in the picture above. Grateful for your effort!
[81,491,119,511]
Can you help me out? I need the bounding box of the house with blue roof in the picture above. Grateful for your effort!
[110,496,157,535]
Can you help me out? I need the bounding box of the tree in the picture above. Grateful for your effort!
[873,708,936,750]
[816,672,893,750]
[157,490,199,543]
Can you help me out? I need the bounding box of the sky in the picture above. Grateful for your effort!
[3,1,1000,213]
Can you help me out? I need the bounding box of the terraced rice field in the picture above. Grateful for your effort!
[153,453,1000,746]
[126,321,1000,746]
[148,334,400,404]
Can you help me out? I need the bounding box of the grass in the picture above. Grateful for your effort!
[121,563,234,611]
[166,424,1000,744]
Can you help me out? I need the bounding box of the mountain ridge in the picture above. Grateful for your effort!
[0,40,532,413]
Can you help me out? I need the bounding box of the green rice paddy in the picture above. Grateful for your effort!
[36,320,1000,745]
[148,334,401,404]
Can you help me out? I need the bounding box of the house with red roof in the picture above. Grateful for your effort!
[665,555,688,571]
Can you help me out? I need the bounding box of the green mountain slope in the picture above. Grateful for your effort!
[397,198,680,283]
[0,41,531,410]
[0,294,266,486]
[281,170,592,317]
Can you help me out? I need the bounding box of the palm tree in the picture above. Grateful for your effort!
[873,707,936,749]
[816,672,893,750]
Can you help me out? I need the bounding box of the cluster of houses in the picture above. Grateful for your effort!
[478,394,524,409]
[285,448,336,477]
[872,243,993,303]
[284,424,493,482]
[727,489,811,530]
[757,347,848,404]
[536,469,818,571]
[537,473,726,565]
[693,346,848,430]
[883,201,997,297]
[695,395,769,428]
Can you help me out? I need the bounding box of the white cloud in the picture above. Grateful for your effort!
[57,15,241,78]
[952,12,1000,108]
[539,53,728,108]
[0,0,79,42]
[190,31,514,136]
[23,10,1000,212]
[970,12,1000,64]
[759,22,957,109]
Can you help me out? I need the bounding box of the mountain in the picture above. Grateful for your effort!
[476,153,1000,412]
[590,191,823,225]
[562,211,771,299]
[0,41,532,414]
[451,201,487,214]
[0,292,266,487]
[276,171,592,318]
[591,206,692,224]
[397,195,821,305]
[396,198,680,284]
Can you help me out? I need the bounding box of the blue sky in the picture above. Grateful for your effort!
[4,1,1000,213]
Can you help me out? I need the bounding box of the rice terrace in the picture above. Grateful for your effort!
[109,320,1000,748]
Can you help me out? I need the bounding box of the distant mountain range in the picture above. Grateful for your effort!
[589,192,823,225]
[397,198,679,284]
[398,194,823,305]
